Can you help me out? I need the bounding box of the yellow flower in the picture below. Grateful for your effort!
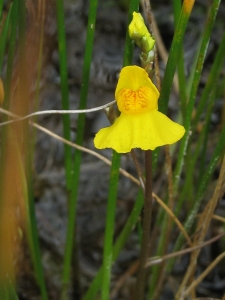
[129,12,155,53]
[94,66,185,153]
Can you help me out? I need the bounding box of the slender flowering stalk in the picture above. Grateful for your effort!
[129,12,155,74]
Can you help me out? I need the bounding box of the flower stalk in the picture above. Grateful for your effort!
[129,12,155,75]
[134,149,153,300]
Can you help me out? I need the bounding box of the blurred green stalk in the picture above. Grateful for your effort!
[61,0,99,298]
[56,0,72,191]
[158,0,194,115]
[173,0,221,193]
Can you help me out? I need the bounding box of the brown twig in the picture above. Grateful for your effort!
[130,149,146,192]
[153,193,192,247]
[145,231,225,268]
[110,260,139,299]
[184,251,225,296]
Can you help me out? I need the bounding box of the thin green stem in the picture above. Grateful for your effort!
[56,0,72,191]
[172,0,187,118]
[82,190,144,300]
[101,152,121,300]
[173,0,221,193]
[4,0,18,108]
[61,0,98,298]
[158,0,194,114]
[167,124,225,272]
[0,3,12,72]
[152,0,194,172]
[193,30,225,128]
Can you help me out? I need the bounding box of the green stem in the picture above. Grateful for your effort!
[101,152,121,300]
[82,190,144,300]
[61,0,98,298]
[193,30,225,128]
[167,124,225,272]
[56,0,72,191]
[172,0,187,118]
[158,0,194,114]
[173,0,221,193]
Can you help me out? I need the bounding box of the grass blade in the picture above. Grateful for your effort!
[61,0,99,298]
[56,0,72,190]
[158,0,195,114]
[173,0,221,193]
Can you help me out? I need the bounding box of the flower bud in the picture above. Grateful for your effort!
[129,12,155,53]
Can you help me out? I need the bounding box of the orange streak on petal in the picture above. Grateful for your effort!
[117,86,158,114]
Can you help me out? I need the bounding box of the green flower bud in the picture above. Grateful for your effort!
[129,12,155,53]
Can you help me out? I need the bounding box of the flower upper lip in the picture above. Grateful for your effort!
[115,65,159,100]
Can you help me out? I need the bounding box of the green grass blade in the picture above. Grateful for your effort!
[4,0,18,107]
[101,152,121,300]
[61,0,99,297]
[172,0,187,118]
[175,84,218,215]
[193,30,225,128]
[152,0,194,171]
[168,124,225,272]
[173,0,221,193]
[83,190,144,300]
[27,188,49,300]
[8,282,19,300]
[0,0,3,20]
[56,0,72,191]
[158,0,194,114]
[0,4,12,72]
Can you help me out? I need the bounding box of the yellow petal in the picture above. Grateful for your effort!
[115,66,159,99]
[117,86,158,114]
[94,111,185,153]
[129,12,147,38]
[129,12,155,52]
